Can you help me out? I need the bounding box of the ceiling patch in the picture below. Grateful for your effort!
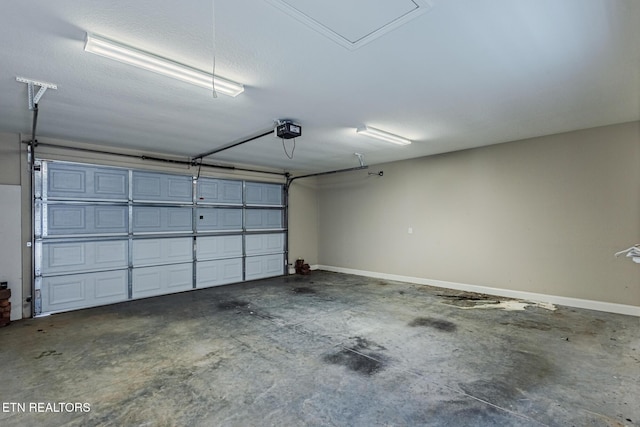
[266,0,433,50]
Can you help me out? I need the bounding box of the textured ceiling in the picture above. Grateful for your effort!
[0,0,639,174]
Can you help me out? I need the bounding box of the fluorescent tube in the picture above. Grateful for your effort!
[84,33,244,97]
[356,126,411,145]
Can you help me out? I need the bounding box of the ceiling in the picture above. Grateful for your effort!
[1,0,639,174]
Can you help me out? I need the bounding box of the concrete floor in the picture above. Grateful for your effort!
[1,271,638,426]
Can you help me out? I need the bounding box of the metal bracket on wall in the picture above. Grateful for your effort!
[16,77,57,110]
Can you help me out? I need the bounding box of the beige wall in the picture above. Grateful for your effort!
[317,122,640,306]
[0,133,23,319]
[287,179,319,267]
[0,132,21,185]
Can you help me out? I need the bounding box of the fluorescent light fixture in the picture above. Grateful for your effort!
[356,126,411,145]
[84,33,244,97]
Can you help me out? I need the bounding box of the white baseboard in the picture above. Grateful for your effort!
[316,265,640,317]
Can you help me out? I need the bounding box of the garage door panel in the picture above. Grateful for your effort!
[95,274,129,298]
[245,210,282,230]
[196,235,243,260]
[50,169,84,195]
[167,238,193,259]
[132,206,192,233]
[42,240,128,275]
[46,163,128,200]
[133,269,161,294]
[245,233,285,256]
[45,205,128,236]
[245,182,283,206]
[134,208,160,228]
[167,210,190,228]
[132,237,193,266]
[95,241,128,264]
[132,264,192,298]
[50,280,85,304]
[132,171,193,203]
[49,205,85,231]
[95,207,128,230]
[196,178,242,204]
[95,172,127,197]
[196,208,242,231]
[44,243,85,269]
[245,254,284,280]
[196,258,243,288]
[167,267,192,290]
[41,270,128,312]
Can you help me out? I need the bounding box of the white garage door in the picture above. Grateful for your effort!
[34,160,286,315]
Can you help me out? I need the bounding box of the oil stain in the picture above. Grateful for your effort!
[323,350,383,376]
[291,287,316,294]
[409,317,457,332]
[437,292,503,308]
[460,349,554,407]
[437,292,494,300]
[351,336,386,351]
[323,336,387,376]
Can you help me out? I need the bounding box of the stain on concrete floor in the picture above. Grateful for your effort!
[323,336,388,376]
[291,287,316,294]
[409,317,458,332]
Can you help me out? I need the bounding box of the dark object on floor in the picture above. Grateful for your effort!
[295,259,311,275]
[0,288,11,327]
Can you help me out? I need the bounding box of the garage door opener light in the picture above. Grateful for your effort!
[356,126,411,145]
[84,33,244,97]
